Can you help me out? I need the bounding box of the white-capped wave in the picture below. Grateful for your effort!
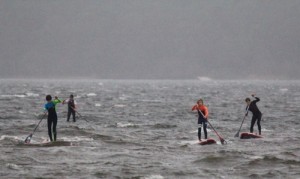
[59,136,94,142]
[15,94,26,98]
[6,163,21,170]
[26,92,39,97]
[0,94,26,98]
[0,93,39,98]
[95,103,102,107]
[179,140,199,145]
[280,88,288,92]
[0,135,19,141]
[113,104,126,108]
[143,175,164,179]
[116,122,137,128]
[262,128,272,132]
[190,129,212,133]
[18,110,25,114]
[87,93,97,97]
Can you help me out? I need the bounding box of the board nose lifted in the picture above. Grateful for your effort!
[240,132,262,139]
[199,138,217,145]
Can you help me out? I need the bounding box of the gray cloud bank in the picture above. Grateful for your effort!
[0,0,299,80]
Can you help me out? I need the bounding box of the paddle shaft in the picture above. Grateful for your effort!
[234,106,250,137]
[71,107,88,122]
[32,113,47,134]
[206,120,223,139]
[197,109,226,144]
[235,115,247,135]
[25,113,47,143]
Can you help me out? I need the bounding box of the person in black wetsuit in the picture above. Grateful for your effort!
[63,94,76,122]
[245,94,262,135]
[44,95,58,141]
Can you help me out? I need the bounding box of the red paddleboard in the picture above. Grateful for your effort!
[240,132,262,139]
[199,138,216,145]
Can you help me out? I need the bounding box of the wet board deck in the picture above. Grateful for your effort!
[240,132,262,139]
[199,138,217,145]
[21,140,72,147]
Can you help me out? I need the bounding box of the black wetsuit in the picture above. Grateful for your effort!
[246,97,262,135]
[67,99,76,122]
[197,110,208,140]
[45,102,57,141]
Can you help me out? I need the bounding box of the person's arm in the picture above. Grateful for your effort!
[191,105,197,111]
[53,98,61,105]
[72,100,76,110]
[62,99,68,104]
[203,106,209,119]
[57,98,62,103]
[245,105,249,116]
[251,94,260,102]
[44,104,48,113]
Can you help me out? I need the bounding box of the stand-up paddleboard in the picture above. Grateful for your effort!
[199,138,217,145]
[240,132,262,139]
[21,140,72,147]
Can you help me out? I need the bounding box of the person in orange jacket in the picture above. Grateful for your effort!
[192,99,209,141]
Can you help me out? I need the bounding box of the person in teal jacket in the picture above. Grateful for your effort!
[44,95,58,141]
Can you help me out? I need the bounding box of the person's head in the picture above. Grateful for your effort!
[245,98,251,105]
[54,96,58,99]
[197,99,204,105]
[70,94,74,99]
[46,95,52,102]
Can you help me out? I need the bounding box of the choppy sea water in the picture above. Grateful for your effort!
[0,79,300,179]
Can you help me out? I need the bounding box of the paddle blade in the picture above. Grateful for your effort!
[234,131,239,138]
[24,133,33,144]
[219,137,227,145]
[76,112,88,122]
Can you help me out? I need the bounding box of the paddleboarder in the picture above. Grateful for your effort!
[44,95,58,142]
[192,99,209,141]
[63,94,77,122]
[245,94,262,135]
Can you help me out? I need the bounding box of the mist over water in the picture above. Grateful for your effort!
[0,79,300,178]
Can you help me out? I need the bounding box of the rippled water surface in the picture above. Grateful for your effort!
[1,79,300,178]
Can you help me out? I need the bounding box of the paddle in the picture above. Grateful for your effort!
[71,107,88,122]
[198,109,227,145]
[24,113,47,144]
[234,114,247,137]
[206,120,227,145]
[234,106,249,137]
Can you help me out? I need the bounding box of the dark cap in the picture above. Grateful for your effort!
[245,98,251,102]
[46,95,52,101]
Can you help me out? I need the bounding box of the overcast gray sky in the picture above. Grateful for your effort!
[0,0,299,80]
